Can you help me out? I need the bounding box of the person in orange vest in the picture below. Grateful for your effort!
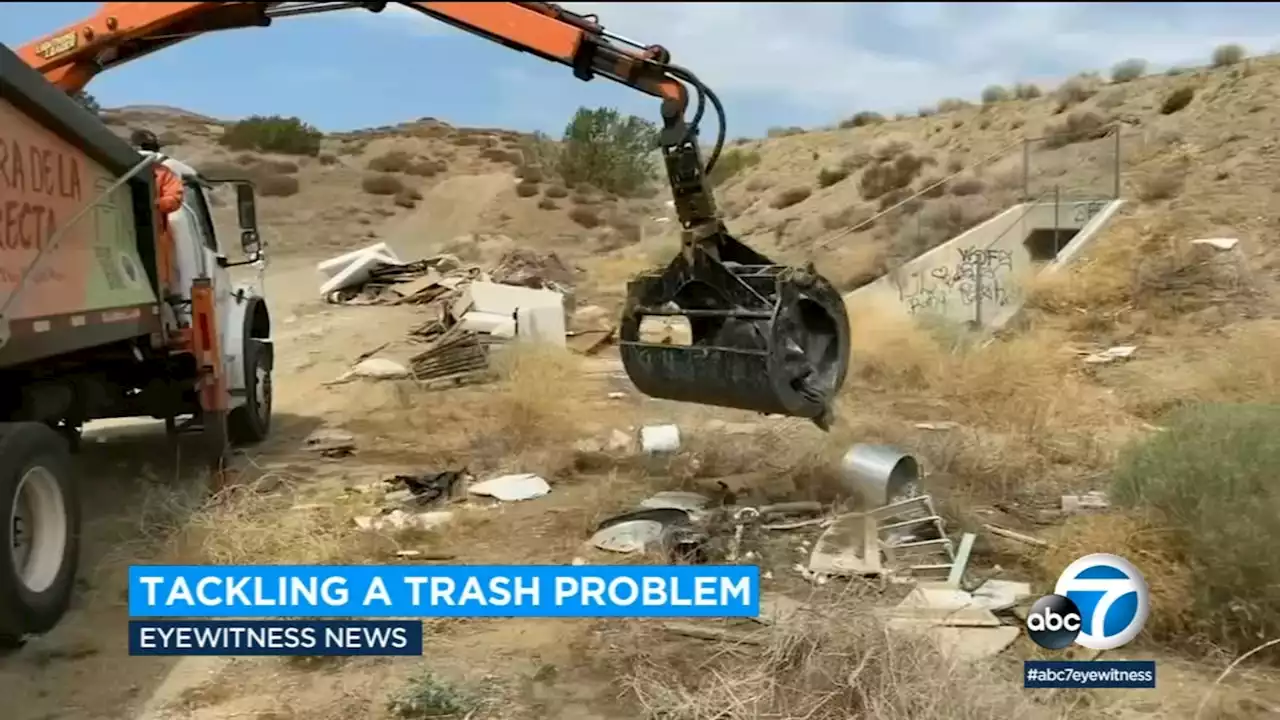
[130,128,184,216]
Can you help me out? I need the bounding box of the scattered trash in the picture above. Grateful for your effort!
[1081,345,1138,365]
[1061,490,1110,513]
[640,424,681,454]
[1191,237,1240,251]
[639,491,712,513]
[354,509,454,533]
[304,427,356,458]
[589,508,700,556]
[983,523,1049,548]
[808,494,958,581]
[330,357,411,384]
[914,421,960,431]
[388,470,465,506]
[606,391,627,400]
[467,473,551,502]
[661,622,764,646]
[840,444,923,508]
[753,594,807,627]
[408,326,496,387]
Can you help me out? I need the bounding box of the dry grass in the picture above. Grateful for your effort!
[842,303,1129,499]
[625,593,1064,720]
[1039,511,1194,643]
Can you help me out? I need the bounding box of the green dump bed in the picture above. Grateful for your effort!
[0,41,163,368]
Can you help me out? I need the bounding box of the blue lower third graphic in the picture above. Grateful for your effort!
[1024,660,1156,689]
[128,565,759,618]
[129,620,424,656]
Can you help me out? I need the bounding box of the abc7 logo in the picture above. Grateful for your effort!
[1026,553,1150,651]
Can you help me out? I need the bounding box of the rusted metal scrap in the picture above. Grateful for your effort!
[408,326,497,387]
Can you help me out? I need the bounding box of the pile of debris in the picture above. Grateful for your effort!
[319,242,616,388]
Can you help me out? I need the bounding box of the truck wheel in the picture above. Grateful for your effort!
[0,423,79,645]
[228,338,272,445]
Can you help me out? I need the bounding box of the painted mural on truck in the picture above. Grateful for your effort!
[0,97,155,321]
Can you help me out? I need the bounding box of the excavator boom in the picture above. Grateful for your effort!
[16,1,852,427]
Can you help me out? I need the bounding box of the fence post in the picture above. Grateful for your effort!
[1022,138,1031,202]
[1112,126,1122,198]
[1053,185,1061,256]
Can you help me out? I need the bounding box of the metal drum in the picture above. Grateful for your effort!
[840,444,923,508]
[619,233,850,424]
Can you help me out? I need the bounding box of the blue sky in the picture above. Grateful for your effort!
[6,2,1280,138]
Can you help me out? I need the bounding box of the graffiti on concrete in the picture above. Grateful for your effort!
[899,246,1014,316]
[1072,200,1107,225]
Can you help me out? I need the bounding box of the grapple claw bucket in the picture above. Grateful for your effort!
[619,233,850,423]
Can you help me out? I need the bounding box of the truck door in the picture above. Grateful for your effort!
[181,180,242,387]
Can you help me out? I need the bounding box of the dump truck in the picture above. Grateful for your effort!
[8,0,855,642]
[0,41,274,644]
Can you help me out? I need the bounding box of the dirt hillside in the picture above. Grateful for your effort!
[6,45,1279,720]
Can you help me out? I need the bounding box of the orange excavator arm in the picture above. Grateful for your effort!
[15,1,853,427]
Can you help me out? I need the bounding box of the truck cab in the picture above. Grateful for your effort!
[149,153,274,445]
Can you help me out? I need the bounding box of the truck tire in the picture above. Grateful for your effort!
[228,338,272,445]
[0,422,79,645]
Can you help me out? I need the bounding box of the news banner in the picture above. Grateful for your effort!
[127,565,759,656]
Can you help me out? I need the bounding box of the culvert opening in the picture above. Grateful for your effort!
[1024,227,1081,263]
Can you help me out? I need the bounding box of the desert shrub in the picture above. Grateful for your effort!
[871,137,912,161]
[70,90,101,117]
[771,186,812,209]
[1136,163,1187,201]
[407,159,446,177]
[917,105,936,117]
[568,206,601,228]
[219,115,322,156]
[155,130,182,148]
[1012,83,1042,100]
[859,153,926,200]
[1043,110,1110,149]
[1111,403,1280,652]
[1211,43,1246,67]
[1110,58,1148,83]
[935,98,973,113]
[198,161,245,181]
[256,174,299,198]
[537,198,558,210]
[1095,88,1127,110]
[544,185,569,199]
[517,165,545,183]
[515,180,540,198]
[838,111,885,129]
[557,106,658,197]
[708,148,761,186]
[318,154,338,166]
[368,151,413,173]
[918,174,948,198]
[260,159,298,174]
[766,126,806,138]
[981,85,1010,104]
[361,173,404,195]
[817,166,851,188]
[393,188,422,208]
[948,175,985,196]
[1053,77,1098,111]
[1160,86,1195,115]
[893,197,998,257]
[481,147,522,164]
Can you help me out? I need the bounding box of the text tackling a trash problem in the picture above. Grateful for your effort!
[128,565,760,618]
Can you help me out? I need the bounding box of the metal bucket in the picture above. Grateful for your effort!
[839,444,922,508]
[619,234,850,423]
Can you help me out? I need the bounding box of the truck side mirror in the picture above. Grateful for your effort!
[235,183,258,231]
[241,229,261,256]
